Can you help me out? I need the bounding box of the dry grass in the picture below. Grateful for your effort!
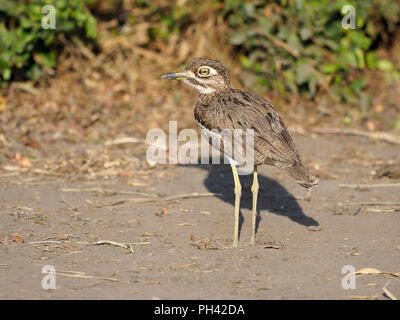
[0,14,399,182]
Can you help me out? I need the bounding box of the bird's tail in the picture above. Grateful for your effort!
[283,163,319,188]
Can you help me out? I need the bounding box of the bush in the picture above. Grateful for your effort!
[223,0,400,103]
[1,0,399,106]
[0,0,97,85]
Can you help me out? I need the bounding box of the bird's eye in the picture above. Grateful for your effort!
[198,67,210,77]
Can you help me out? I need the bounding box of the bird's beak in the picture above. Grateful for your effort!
[160,71,188,80]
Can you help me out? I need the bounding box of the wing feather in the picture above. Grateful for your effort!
[194,89,303,167]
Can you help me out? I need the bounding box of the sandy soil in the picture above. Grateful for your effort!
[0,134,399,299]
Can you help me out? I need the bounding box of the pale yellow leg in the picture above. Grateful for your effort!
[250,166,259,246]
[231,163,241,248]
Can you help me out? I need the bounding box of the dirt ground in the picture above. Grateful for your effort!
[0,133,399,300]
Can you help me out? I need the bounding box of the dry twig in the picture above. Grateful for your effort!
[61,187,156,197]
[339,183,400,188]
[92,240,150,248]
[383,281,398,300]
[55,270,125,283]
[110,192,221,207]
[340,201,400,206]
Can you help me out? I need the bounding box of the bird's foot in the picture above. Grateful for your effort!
[304,188,313,201]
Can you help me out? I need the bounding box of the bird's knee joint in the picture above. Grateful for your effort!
[251,183,259,194]
[234,185,242,196]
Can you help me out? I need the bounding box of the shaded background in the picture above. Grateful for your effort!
[0,0,399,177]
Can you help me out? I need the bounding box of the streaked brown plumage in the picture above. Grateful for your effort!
[161,57,318,247]
[194,88,317,188]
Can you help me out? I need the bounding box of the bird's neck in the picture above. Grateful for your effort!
[198,87,231,102]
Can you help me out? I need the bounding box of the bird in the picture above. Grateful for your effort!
[161,57,318,247]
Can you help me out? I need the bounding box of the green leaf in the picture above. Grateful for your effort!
[344,116,352,125]
[377,59,394,72]
[2,68,11,80]
[342,51,357,68]
[86,16,97,39]
[36,52,56,68]
[354,47,365,69]
[366,52,378,69]
[320,63,338,74]
[350,78,366,91]
[240,55,252,68]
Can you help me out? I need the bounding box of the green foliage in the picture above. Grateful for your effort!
[0,0,97,84]
[1,0,399,107]
[223,0,400,102]
[130,0,212,41]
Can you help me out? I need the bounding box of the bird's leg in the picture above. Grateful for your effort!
[304,187,313,202]
[231,163,241,248]
[250,165,259,246]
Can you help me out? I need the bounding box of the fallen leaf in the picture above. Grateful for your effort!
[14,152,32,168]
[190,238,221,251]
[374,104,384,113]
[0,96,6,112]
[19,157,32,168]
[263,244,281,249]
[263,241,285,249]
[21,136,41,149]
[8,235,24,243]
[0,134,7,146]
[117,170,134,178]
[103,160,120,169]
[366,120,378,132]
[307,226,322,232]
[375,162,400,179]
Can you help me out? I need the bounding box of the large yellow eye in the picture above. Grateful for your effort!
[198,67,210,77]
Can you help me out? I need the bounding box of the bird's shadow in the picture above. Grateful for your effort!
[191,163,319,241]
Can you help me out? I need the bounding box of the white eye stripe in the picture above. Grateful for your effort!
[183,79,216,94]
[195,78,219,87]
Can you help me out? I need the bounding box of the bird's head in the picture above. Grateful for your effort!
[160,58,231,94]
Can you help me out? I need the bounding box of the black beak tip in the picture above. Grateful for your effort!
[160,73,176,80]
[160,71,186,80]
